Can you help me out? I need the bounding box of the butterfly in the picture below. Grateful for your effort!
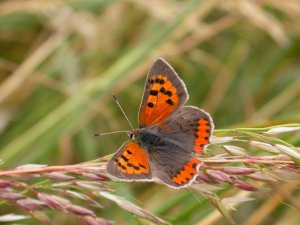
[106,58,214,188]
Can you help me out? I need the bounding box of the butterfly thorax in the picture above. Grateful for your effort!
[131,127,168,152]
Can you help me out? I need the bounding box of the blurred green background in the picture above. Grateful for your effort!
[0,0,300,224]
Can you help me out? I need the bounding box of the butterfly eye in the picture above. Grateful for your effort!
[128,132,135,140]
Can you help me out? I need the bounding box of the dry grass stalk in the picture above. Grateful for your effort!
[0,125,299,224]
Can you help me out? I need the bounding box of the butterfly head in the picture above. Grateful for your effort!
[127,129,147,146]
[128,130,138,141]
[127,127,164,153]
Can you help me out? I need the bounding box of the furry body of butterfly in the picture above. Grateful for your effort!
[106,58,214,188]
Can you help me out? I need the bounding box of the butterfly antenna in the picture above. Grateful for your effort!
[94,130,130,137]
[113,94,134,130]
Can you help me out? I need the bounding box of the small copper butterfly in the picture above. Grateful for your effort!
[106,59,214,188]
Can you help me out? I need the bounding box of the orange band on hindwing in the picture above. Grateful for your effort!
[194,118,211,153]
[171,158,200,185]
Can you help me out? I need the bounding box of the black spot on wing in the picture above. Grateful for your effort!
[133,165,140,170]
[160,87,166,93]
[148,79,155,84]
[165,90,172,97]
[147,102,154,108]
[166,99,174,106]
[121,155,129,162]
[149,90,158,96]
[126,150,132,155]
[139,163,146,169]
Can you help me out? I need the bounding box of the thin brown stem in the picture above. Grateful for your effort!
[0,162,106,177]
[201,159,295,164]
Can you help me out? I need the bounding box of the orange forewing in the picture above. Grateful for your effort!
[171,158,201,185]
[194,118,211,153]
[106,141,152,180]
[114,142,149,174]
[139,59,188,128]
[140,75,180,126]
